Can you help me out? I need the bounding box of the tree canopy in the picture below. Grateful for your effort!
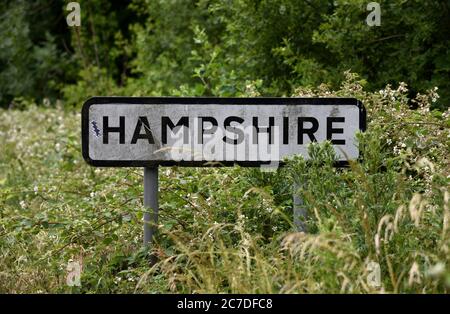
[0,0,449,110]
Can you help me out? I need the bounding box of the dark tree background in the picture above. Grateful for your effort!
[1,0,449,109]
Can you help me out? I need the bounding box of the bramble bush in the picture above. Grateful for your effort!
[1,74,448,293]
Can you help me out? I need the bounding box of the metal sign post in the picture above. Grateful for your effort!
[293,182,307,232]
[143,167,158,247]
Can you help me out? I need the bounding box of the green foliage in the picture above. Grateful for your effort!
[0,1,72,106]
[0,0,449,294]
[1,1,449,109]
[125,0,449,108]
[1,78,448,293]
[62,0,136,107]
[313,0,450,109]
[126,0,217,96]
[61,66,118,108]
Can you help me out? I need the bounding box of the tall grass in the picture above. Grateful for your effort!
[0,74,449,293]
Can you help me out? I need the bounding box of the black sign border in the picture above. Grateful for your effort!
[82,97,366,167]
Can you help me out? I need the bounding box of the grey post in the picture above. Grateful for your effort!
[143,167,159,247]
[293,181,307,232]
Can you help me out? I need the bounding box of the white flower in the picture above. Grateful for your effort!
[20,200,26,209]
[34,185,38,194]
[397,82,408,93]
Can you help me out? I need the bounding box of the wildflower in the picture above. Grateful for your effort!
[397,82,408,93]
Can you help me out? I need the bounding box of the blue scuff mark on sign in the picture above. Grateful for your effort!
[91,121,101,137]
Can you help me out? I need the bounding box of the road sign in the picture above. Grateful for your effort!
[82,97,366,167]
[81,97,366,246]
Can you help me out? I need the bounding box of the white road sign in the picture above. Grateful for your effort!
[82,97,366,167]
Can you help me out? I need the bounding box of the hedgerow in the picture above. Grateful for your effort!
[1,75,448,293]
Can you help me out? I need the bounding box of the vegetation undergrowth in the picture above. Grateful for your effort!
[1,75,448,293]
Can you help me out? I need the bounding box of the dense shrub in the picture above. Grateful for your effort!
[0,1,72,105]
[1,1,448,109]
